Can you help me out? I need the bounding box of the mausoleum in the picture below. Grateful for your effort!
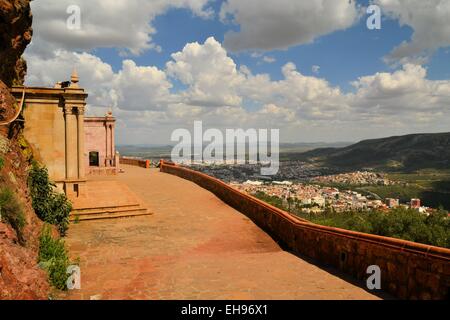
[84,111,119,176]
[11,70,118,198]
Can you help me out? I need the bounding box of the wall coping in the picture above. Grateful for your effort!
[120,157,150,169]
[11,85,87,94]
[84,117,116,122]
[160,160,450,261]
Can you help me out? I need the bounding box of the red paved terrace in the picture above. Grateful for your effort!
[63,165,388,300]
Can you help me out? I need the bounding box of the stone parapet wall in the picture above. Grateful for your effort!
[120,157,150,169]
[160,160,450,300]
[87,167,118,176]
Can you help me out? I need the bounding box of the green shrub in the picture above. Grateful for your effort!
[0,157,4,170]
[28,161,72,236]
[254,191,284,209]
[38,225,71,290]
[0,187,26,244]
[300,208,450,248]
[254,191,450,248]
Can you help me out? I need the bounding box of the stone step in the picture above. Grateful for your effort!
[72,204,142,216]
[70,208,151,222]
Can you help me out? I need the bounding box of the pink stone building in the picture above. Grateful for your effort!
[410,198,421,209]
[84,111,119,175]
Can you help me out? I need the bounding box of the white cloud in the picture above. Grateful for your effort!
[29,0,213,58]
[312,65,320,74]
[351,64,450,117]
[25,49,116,109]
[25,51,173,112]
[239,62,349,121]
[250,53,276,64]
[250,52,263,59]
[220,0,360,52]
[166,37,245,107]
[376,0,450,64]
[262,56,276,64]
[25,37,450,144]
[112,60,173,111]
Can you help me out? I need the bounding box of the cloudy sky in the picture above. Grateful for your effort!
[25,0,450,145]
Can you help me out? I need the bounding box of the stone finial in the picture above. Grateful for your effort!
[70,68,79,88]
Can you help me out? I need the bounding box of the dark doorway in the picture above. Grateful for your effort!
[89,151,99,167]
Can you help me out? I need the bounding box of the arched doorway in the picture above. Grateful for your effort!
[89,151,99,167]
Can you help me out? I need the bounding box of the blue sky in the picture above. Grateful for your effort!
[27,0,450,144]
[91,0,449,91]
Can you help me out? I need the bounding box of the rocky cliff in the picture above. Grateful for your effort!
[0,0,33,87]
[0,0,49,299]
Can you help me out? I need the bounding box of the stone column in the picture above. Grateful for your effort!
[110,124,114,166]
[105,120,109,166]
[64,106,75,180]
[77,106,85,179]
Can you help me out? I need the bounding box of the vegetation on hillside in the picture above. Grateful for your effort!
[296,132,450,172]
[38,225,72,290]
[28,161,72,236]
[253,191,450,249]
[300,209,449,249]
[0,187,26,244]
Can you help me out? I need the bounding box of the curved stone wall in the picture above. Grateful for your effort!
[120,157,150,169]
[160,160,450,300]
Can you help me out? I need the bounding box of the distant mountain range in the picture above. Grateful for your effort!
[296,132,450,172]
[118,133,450,172]
[117,142,353,159]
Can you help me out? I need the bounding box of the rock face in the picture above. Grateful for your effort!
[0,224,49,299]
[0,0,50,300]
[0,0,33,87]
[0,80,17,123]
[0,0,32,125]
[0,130,50,299]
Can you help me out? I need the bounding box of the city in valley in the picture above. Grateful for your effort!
[187,164,432,215]
[231,177,425,215]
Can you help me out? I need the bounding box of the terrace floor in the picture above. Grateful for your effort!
[62,165,386,300]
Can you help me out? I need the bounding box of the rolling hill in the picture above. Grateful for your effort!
[297,132,450,172]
